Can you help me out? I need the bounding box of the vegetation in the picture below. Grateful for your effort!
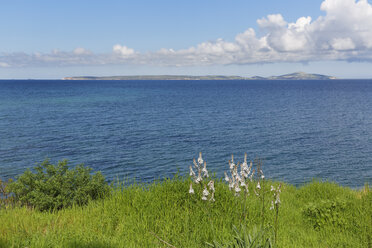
[0,156,370,247]
[0,177,370,247]
[6,159,110,211]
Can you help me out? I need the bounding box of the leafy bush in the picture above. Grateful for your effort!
[303,199,347,230]
[9,159,110,211]
[0,178,14,209]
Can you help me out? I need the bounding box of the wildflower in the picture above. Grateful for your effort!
[234,185,241,193]
[256,182,261,190]
[229,181,234,190]
[275,196,281,205]
[271,185,275,191]
[195,174,202,184]
[193,158,199,169]
[189,165,196,177]
[259,169,264,177]
[207,180,215,192]
[243,153,248,165]
[195,169,202,183]
[241,154,248,171]
[189,183,194,194]
[229,154,235,169]
[231,167,237,177]
[240,180,246,187]
[247,161,252,173]
[202,162,209,178]
[244,183,249,194]
[224,172,230,182]
[241,170,248,179]
[209,193,215,202]
[203,186,209,197]
[197,152,203,165]
[229,160,235,170]
[249,169,255,181]
[236,175,242,183]
[270,200,274,210]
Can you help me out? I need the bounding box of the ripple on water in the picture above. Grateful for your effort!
[0,80,371,187]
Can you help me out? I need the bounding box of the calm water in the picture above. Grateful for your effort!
[0,80,371,187]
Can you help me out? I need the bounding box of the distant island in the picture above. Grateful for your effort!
[63,72,337,80]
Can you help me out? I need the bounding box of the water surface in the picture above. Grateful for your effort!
[0,80,371,187]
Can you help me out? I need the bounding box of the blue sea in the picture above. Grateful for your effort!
[0,80,371,187]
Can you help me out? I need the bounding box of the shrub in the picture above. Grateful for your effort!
[9,159,110,211]
[0,178,14,209]
[303,199,347,230]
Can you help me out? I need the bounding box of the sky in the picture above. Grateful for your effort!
[1,0,372,79]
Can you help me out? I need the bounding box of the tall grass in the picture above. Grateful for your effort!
[0,177,370,247]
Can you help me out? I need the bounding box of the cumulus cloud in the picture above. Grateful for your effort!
[2,0,372,68]
[112,44,135,56]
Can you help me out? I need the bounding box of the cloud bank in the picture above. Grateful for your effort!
[1,0,372,68]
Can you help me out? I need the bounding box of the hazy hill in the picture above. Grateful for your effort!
[63,72,336,80]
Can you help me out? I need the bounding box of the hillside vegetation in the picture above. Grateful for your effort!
[0,178,370,248]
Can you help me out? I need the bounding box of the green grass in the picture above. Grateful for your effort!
[0,177,371,248]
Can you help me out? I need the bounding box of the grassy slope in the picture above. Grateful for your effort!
[0,178,371,248]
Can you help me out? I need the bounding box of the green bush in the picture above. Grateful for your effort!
[0,178,14,208]
[302,199,347,230]
[9,159,110,211]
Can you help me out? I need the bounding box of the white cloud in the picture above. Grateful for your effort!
[73,47,92,55]
[331,37,356,50]
[257,14,287,29]
[0,62,10,67]
[2,0,372,68]
[112,44,135,56]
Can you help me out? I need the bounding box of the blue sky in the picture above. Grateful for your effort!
[1,0,372,79]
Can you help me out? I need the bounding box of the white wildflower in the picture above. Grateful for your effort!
[241,171,248,179]
[242,163,248,171]
[236,175,241,183]
[234,185,241,193]
[202,186,209,197]
[202,196,207,201]
[207,180,215,192]
[209,192,215,202]
[195,173,202,184]
[271,185,275,191]
[193,158,199,169]
[256,182,261,190]
[240,169,246,179]
[189,183,194,194]
[189,165,196,177]
[270,200,274,210]
[240,180,246,187]
[197,152,203,165]
[261,174,265,180]
[232,168,237,177]
[202,162,209,178]
[229,181,234,190]
[249,169,255,181]
[229,160,235,170]
[224,172,230,182]
[275,195,281,205]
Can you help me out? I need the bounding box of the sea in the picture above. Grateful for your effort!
[0,79,371,188]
